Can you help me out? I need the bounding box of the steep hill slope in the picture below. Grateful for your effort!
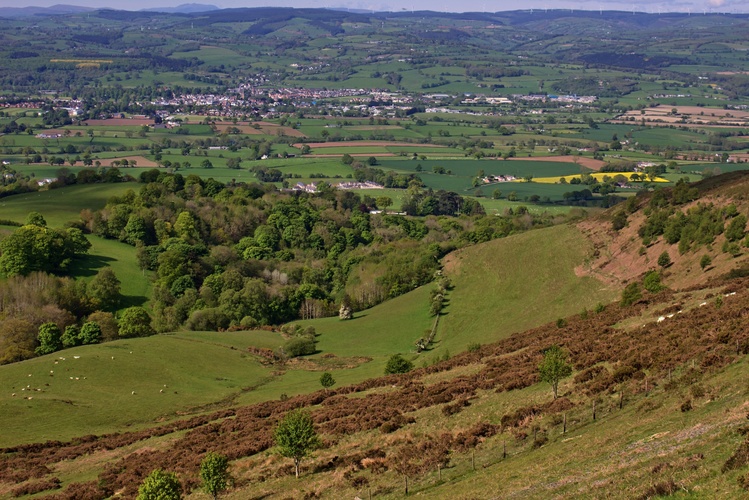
[579,171,749,290]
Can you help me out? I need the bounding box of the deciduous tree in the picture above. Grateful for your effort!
[88,268,121,310]
[320,372,335,392]
[274,409,321,478]
[35,322,62,356]
[136,469,182,500]
[200,452,230,500]
[119,306,155,338]
[538,345,572,400]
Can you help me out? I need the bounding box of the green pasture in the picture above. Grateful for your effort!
[237,284,437,404]
[0,333,274,447]
[477,197,575,215]
[436,224,617,355]
[0,284,437,445]
[171,46,252,66]
[384,146,464,156]
[70,236,152,308]
[475,182,585,202]
[570,123,708,148]
[272,160,353,179]
[0,183,135,227]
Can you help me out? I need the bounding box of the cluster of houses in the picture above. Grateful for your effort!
[289,181,384,193]
[479,174,517,184]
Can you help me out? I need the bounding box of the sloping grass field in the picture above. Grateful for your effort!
[437,224,617,355]
[0,333,273,447]
[0,183,133,227]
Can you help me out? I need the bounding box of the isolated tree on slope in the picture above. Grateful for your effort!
[136,469,181,500]
[539,345,572,400]
[200,452,230,500]
[274,409,321,478]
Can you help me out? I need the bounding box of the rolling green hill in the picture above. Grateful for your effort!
[0,221,611,451]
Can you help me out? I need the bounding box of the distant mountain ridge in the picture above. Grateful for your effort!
[141,3,219,13]
[0,3,218,18]
[0,4,94,18]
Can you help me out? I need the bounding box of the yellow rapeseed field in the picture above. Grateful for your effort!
[532,172,669,184]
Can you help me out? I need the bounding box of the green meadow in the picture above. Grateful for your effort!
[0,183,134,227]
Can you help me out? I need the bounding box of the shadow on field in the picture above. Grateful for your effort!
[69,254,117,277]
[120,294,148,309]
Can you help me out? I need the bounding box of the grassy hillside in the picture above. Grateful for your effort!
[437,224,616,355]
[0,332,274,447]
[4,267,749,498]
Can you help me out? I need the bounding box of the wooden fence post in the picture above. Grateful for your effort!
[563,413,567,434]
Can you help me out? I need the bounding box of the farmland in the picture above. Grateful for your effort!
[2,5,749,499]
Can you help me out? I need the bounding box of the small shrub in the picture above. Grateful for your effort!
[593,302,605,314]
[621,282,642,306]
[637,479,678,499]
[556,318,567,328]
[723,241,742,257]
[700,254,712,270]
[284,337,316,357]
[637,399,662,413]
[680,399,693,412]
[643,270,664,293]
[384,354,413,375]
[467,342,481,353]
[657,251,671,268]
[532,433,548,449]
[690,385,706,399]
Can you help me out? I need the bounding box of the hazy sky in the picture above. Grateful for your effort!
[2,0,748,14]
